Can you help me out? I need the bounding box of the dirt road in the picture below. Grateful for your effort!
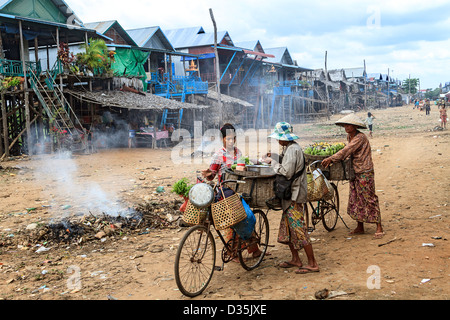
[0,105,448,300]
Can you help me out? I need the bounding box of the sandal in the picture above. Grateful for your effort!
[294,266,320,274]
[373,232,385,239]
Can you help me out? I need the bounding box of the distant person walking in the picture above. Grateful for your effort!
[425,99,431,115]
[440,105,447,129]
[365,112,375,138]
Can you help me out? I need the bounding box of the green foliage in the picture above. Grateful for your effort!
[401,78,419,94]
[171,178,193,197]
[0,76,23,91]
[424,88,441,100]
[77,38,115,74]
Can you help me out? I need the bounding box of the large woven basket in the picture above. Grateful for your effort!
[224,170,275,208]
[304,154,351,181]
[306,167,330,202]
[211,193,247,230]
[182,201,208,226]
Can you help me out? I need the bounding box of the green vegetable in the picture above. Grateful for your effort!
[171,178,192,197]
[238,156,253,165]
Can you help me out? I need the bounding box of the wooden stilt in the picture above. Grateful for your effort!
[1,94,8,158]
[19,20,33,156]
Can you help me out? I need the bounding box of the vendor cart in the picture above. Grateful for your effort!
[224,155,351,233]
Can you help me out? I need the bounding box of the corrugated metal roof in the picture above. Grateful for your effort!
[163,26,205,49]
[343,67,365,78]
[367,73,382,80]
[84,20,115,35]
[263,47,293,65]
[126,26,175,51]
[234,40,263,52]
[0,0,12,9]
[85,20,137,46]
[0,0,84,26]
[164,26,233,49]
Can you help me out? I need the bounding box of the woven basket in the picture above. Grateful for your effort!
[211,193,247,230]
[182,201,208,226]
[304,153,350,181]
[306,166,330,202]
[224,170,275,208]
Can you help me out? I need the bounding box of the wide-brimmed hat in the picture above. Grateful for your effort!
[335,113,367,130]
[268,122,300,141]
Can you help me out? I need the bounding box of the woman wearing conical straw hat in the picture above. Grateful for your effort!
[264,122,319,274]
[321,114,384,239]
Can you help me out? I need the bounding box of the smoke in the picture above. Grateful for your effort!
[33,149,131,222]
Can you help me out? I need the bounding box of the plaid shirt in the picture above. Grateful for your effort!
[208,147,242,182]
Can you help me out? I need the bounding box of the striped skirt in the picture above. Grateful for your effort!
[348,170,381,224]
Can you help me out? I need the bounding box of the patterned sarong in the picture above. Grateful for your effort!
[348,170,381,223]
[278,203,310,250]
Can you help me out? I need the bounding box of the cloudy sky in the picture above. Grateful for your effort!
[70,0,450,89]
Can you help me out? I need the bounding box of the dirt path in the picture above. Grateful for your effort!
[0,105,448,300]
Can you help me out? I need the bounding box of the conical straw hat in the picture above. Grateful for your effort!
[335,113,367,129]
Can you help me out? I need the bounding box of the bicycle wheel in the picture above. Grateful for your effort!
[174,225,216,297]
[321,183,339,231]
[238,209,269,271]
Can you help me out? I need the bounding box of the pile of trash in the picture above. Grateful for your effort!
[1,199,184,247]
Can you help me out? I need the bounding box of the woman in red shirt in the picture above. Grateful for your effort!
[201,123,242,182]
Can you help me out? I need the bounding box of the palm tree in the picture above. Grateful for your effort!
[78,38,109,73]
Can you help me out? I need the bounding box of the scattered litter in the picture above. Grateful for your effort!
[422,243,435,247]
[420,279,431,284]
[314,288,355,299]
[378,237,401,247]
[35,246,50,253]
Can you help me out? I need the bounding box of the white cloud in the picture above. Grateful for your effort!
[68,0,450,88]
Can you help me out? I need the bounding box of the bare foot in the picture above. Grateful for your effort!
[349,228,364,235]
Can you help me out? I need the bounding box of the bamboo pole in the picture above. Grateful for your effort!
[324,51,330,119]
[209,8,222,126]
[0,30,4,59]
[1,94,8,158]
[19,20,33,156]
[364,59,367,109]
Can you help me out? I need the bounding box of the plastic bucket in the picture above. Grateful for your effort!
[232,198,256,240]
[129,130,136,138]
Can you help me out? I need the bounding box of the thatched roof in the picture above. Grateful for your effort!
[207,91,253,107]
[66,90,210,111]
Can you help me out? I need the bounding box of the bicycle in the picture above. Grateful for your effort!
[174,178,270,297]
[304,160,349,233]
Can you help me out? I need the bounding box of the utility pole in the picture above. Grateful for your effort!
[209,8,222,126]
[364,59,367,109]
[324,51,330,118]
[387,68,390,107]
[408,74,411,104]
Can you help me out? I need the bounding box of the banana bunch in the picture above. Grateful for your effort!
[304,142,346,156]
